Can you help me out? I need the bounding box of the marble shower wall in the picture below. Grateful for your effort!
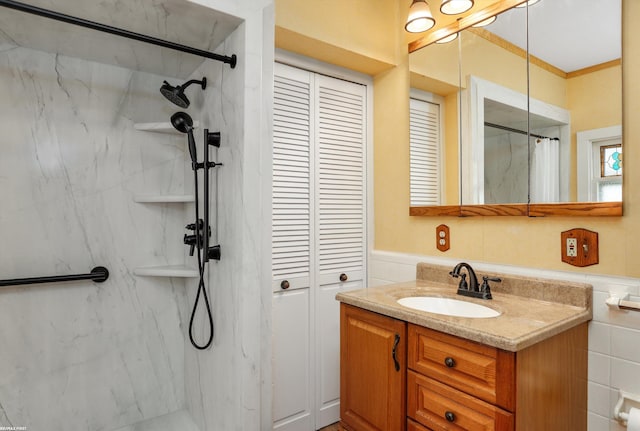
[178,2,275,429]
[484,132,529,204]
[0,45,190,430]
[182,28,248,431]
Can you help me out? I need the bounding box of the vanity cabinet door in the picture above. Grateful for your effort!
[340,304,406,431]
[408,371,514,431]
[408,324,515,411]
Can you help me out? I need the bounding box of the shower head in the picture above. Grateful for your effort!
[160,77,207,108]
[170,111,198,167]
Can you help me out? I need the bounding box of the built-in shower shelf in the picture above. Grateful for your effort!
[134,265,199,278]
[134,194,195,203]
[134,121,200,134]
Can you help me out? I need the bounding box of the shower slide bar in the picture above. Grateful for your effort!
[0,0,237,68]
[0,266,109,288]
[485,122,559,141]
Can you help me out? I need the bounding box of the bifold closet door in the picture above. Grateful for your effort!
[272,62,367,430]
[314,74,366,429]
[272,63,314,431]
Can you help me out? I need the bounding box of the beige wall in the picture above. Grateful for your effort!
[275,0,637,277]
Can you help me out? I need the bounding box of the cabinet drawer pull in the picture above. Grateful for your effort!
[280,280,290,290]
[444,357,456,368]
[445,411,456,422]
[339,273,348,282]
[392,334,400,372]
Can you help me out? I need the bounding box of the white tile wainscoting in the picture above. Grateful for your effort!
[369,250,640,431]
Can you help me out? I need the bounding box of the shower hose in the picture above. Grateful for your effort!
[189,166,214,350]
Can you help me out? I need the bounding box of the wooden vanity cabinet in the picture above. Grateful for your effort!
[340,304,588,431]
[340,304,407,431]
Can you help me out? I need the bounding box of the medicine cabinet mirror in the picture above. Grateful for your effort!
[408,0,622,217]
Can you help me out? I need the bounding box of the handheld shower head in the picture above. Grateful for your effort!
[160,77,207,108]
[171,111,198,168]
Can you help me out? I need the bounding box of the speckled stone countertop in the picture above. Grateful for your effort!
[336,263,592,352]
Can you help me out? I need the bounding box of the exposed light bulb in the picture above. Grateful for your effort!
[405,0,436,33]
[516,0,540,7]
[440,0,474,15]
[436,33,459,43]
[472,15,497,27]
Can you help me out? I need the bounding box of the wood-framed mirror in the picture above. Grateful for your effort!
[407,0,622,217]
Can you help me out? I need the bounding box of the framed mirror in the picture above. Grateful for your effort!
[408,0,622,217]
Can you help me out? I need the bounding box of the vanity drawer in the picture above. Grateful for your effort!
[407,418,431,431]
[408,324,515,411]
[408,371,514,431]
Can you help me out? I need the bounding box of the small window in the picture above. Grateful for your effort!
[593,140,622,202]
[577,126,622,202]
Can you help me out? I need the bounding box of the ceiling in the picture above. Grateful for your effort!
[480,0,621,73]
[0,0,242,78]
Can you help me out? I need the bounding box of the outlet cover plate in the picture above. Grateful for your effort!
[436,224,450,252]
[561,228,599,267]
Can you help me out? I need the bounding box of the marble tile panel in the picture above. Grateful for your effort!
[0,46,188,430]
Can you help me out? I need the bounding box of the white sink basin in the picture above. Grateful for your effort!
[397,296,500,318]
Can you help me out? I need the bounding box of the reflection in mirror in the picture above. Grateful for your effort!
[459,4,528,205]
[409,0,622,211]
[409,38,460,206]
[491,0,622,204]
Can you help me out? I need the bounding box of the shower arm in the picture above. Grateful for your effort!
[179,79,207,92]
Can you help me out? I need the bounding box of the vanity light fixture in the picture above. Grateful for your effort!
[471,15,497,27]
[440,0,474,15]
[515,0,540,7]
[405,0,436,33]
[436,32,459,43]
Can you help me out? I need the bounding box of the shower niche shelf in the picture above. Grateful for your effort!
[134,121,200,135]
[134,194,195,203]
[134,265,199,278]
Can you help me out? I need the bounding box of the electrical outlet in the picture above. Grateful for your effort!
[566,238,577,257]
[436,224,449,252]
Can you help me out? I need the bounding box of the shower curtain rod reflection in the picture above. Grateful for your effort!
[0,266,109,288]
[0,0,237,68]
[485,122,559,141]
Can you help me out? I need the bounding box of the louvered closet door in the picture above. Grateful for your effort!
[272,63,313,431]
[314,74,366,429]
[410,98,441,206]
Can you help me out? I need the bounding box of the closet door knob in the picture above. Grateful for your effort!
[280,280,290,290]
[339,273,348,282]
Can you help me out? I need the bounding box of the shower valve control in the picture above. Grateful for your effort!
[207,245,221,261]
[184,219,210,256]
[184,234,197,256]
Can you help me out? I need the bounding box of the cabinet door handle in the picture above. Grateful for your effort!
[392,334,400,372]
[339,273,348,282]
[444,357,456,368]
[445,411,456,422]
[280,280,290,290]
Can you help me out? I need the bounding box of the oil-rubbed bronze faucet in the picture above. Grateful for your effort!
[449,262,500,300]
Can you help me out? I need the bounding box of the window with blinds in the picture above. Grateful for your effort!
[409,98,441,206]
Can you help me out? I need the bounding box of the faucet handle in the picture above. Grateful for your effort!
[457,273,468,290]
[480,276,501,297]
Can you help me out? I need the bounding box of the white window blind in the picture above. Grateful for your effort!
[410,98,441,206]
